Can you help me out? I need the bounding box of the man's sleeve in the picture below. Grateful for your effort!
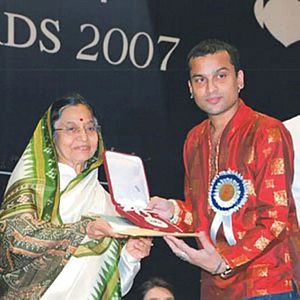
[169,136,196,232]
[217,124,294,269]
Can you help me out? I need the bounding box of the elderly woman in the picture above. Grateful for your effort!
[0,93,152,299]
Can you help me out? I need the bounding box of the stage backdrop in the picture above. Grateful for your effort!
[1,1,300,299]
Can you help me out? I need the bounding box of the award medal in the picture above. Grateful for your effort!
[209,170,248,245]
[123,206,169,229]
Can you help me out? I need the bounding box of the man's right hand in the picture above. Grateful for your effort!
[147,196,175,220]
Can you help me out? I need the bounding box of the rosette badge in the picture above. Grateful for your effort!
[209,170,248,246]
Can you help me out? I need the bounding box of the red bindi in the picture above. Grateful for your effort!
[79,118,83,121]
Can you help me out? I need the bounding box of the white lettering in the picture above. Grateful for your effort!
[4,12,37,48]
[157,35,180,71]
[39,19,61,54]
[103,28,128,65]
[76,24,100,61]
[129,32,153,69]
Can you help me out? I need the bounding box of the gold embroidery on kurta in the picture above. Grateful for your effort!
[245,180,256,195]
[263,147,272,158]
[237,231,246,240]
[254,236,270,251]
[243,245,253,252]
[267,128,282,143]
[271,158,285,175]
[270,220,285,237]
[184,211,193,225]
[265,179,275,189]
[246,146,255,164]
[232,254,249,266]
[284,252,291,264]
[274,190,288,206]
[256,289,268,296]
[253,265,268,277]
[268,210,278,219]
[285,279,292,288]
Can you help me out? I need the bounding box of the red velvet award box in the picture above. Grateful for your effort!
[103,151,183,233]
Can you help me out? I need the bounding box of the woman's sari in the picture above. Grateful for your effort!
[0,104,123,299]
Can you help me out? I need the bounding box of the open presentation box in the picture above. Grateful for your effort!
[103,151,196,237]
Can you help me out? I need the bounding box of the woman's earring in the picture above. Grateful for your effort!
[190,93,194,99]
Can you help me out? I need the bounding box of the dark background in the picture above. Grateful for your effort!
[1,1,300,299]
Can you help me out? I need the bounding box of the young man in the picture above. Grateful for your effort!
[149,39,300,299]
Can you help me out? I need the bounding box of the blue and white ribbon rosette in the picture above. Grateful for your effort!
[209,170,248,246]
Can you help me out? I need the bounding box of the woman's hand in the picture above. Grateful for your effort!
[125,237,153,260]
[86,218,123,239]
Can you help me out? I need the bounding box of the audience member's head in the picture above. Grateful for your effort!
[141,277,175,300]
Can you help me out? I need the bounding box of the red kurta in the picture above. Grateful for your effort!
[175,101,300,299]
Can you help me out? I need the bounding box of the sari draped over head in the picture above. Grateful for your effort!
[0,104,122,299]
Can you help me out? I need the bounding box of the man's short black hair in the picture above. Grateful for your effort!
[187,38,241,73]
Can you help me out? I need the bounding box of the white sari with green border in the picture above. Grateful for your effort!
[0,105,139,299]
